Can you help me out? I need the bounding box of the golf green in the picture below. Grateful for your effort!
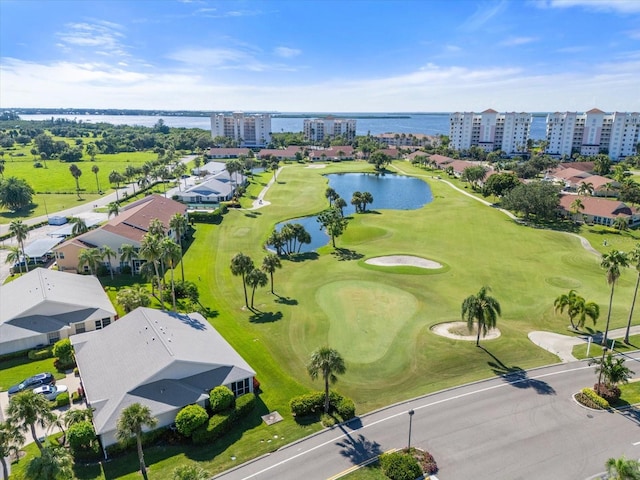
[316,280,419,363]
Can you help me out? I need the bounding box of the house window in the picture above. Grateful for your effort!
[230,378,251,396]
[102,318,111,327]
[95,320,102,330]
[75,323,86,334]
[57,252,65,259]
[48,331,60,344]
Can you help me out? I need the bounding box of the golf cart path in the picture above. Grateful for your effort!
[246,167,284,210]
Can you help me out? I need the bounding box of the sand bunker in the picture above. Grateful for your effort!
[431,321,501,341]
[365,255,442,269]
[306,164,327,169]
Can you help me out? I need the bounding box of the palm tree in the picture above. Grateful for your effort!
[307,346,347,414]
[101,245,116,279]
[107,202,119,218]
[120,243,137,276]
[625,244,640,343]
[334,197,347,217]
[577,181,594,196]
[571,296,600,330]
[109,170,124,202]
[570,198,584,222]
[595,352,635,389]
[606,456,640,480]
[69,217,88,236]
[261,254,282,294]
[5,245,24,274]
[26,446,75,480]
[116,403,158,480]
[325,187,338,207]
[601,250,630,346]
[361,191,374,212]
[78,248,103,276]
[140,233,165,309]
[91,164,100,193]
[6,390,55,451]
[169,213,188,281]
[461,286,502,347]
[613,216,630,232]
[230,253,254,309]
[9,219,29,272]
[69,163,82,198]
[245,268,268,309]
[554,289,580,329]
[148,218,166,237]
[117,284,151,313]
[161,237,182,311]
[0,421,25,480]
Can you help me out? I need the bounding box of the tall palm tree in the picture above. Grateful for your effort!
[325,187,338,207]
[101,245,116,279]
[78,248,103,276]
[6,390,55,451]
[120,243,137,277]
[91,164,100,193]
[307,346,347,414]
[160,237,181,312]
[461,286,502,347]
[361,191,374,212]
[140,233,165,309]
[230,253,254,309]
[261,253,282,294]
[148,218,166,237]
[169,213,188,281]
[9,219,29,272]
[5,245,24,274]
[69,163,82,198]
[245,268,268,310]
[570,198,584,222]
[26,446,75,480]
[601,249,630,346]
[625,244,640,343]
[107,201,119,218]
[109,170,124,202]
[606,456,640,480]
[116,403,157,480]
[0,421,25,480]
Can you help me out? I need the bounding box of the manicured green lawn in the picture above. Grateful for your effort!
[18,160,640,478]
[340,462,388,479]
[618,381,640,405]
[572,334,640,360]
[0,356,65,391]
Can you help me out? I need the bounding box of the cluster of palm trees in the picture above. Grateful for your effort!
[266,223,311,256]
[0,391,94,480]
[350,191,374,213]
[230,252,282,309]
[554,290,600,331]
[6,219,30,273]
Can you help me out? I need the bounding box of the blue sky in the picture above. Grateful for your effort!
[1,0,639,112]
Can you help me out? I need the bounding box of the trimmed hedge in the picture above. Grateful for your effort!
[209,386,235,414]
[289,390,356,421]
[28,346,54,361]
[105,426,169,457]
[578,387,610,409]
[193,393,256,445]
[175,404,208,437]
[55,392,70,408]
[379,451,423,480]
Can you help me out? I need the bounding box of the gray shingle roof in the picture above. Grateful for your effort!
[72,307,255,435]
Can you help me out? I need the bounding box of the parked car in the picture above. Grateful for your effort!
[33,384,68,401]
[7,373,55,395]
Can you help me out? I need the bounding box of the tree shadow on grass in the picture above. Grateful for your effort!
[275,295,298,306]
[249,310,283,323]
[336,432,382,465]
[244,211,261,218]
[331,248,364,261]
[284,252,319,263]
[482,346,556,395]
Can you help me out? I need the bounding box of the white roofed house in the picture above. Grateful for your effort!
[175,169,246,205]
[72,307,256,451]
[0,269,117,355]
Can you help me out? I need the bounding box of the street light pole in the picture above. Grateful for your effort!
[407,409,415,450]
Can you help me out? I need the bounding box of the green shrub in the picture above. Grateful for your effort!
[234,393,256,417]
[105,426,169,457]
[209,386,235,414]
[73,367,79,377]
[336,397,356,421]
[172,463,211,480]
[67,421,97,453]
[175,404,208,437]
[71,391,81,403]
[379,451,423,480]
[53,338,74,363]
[28,346,53,360]
[192,410,233,445]
[579,387,610,409]
[594,383,621,403]
[188,210,223,224]
[320,413,337,427]
[55,392,70,408]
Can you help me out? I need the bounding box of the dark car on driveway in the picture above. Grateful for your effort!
[8,373,55,395]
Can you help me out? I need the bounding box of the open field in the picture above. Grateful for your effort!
[12,160,640,478]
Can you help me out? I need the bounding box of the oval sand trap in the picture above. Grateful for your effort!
[366,255,442,269]
[431,321,501,341]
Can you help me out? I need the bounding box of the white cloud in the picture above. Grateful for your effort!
[460,1,508,31]
[500,36,538,47]
[536,0,640,13]
[167,46,298,72]
[56,21,129,57]
[1,56,638,112]
[274,47,301,58]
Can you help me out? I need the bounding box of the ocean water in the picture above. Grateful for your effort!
[20,113,548,139]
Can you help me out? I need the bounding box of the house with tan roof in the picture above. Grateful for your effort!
[53,195,187,274]
[207,148,251,159]
[308,146,355,161]
[558,195,640,227]
[258,146,302,160]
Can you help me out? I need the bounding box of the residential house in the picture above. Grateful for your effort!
[308,146,355,161]
[558,195,640,227]
[207,148,251,159]
[0,269,116,355]
[174,169,245,205]
[72,307,256,450]
[54,195,187,274]
[258,146,302,161]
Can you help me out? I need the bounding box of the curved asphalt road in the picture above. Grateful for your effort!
[214,355,640,480]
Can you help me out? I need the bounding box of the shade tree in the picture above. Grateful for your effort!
[461,286,502,347]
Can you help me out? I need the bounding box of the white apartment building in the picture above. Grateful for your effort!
[546,109,640,160]
[210,112,271,147]
[303,117,356,142]
[449,109,532,155]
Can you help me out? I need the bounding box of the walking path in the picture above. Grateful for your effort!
[247,167,283,210]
